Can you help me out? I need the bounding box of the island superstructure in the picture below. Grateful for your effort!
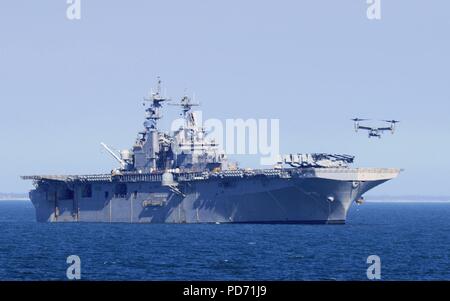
[22,79,400,223]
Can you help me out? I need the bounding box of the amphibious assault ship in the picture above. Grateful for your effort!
[23,79,400,224]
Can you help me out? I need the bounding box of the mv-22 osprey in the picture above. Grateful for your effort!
[352,118,400,139]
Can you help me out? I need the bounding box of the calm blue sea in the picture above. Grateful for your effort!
[0,200,449,280]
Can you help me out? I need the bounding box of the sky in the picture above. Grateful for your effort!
[0,1,449,195]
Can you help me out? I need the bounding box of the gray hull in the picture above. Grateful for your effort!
[29,172,390,224]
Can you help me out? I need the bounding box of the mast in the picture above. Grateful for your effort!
[170,94,200,128]
[143,76,170,130]
[141,77,170,170]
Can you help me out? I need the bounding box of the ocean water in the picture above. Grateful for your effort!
[0,200,449,280]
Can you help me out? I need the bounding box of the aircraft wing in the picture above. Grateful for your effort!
[357,126,373,131]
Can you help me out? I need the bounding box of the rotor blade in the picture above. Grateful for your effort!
[381,119,400,123]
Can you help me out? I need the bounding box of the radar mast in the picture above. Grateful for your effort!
[143,77,170,130]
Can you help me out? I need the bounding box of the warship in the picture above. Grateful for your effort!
[22,79,400,224]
